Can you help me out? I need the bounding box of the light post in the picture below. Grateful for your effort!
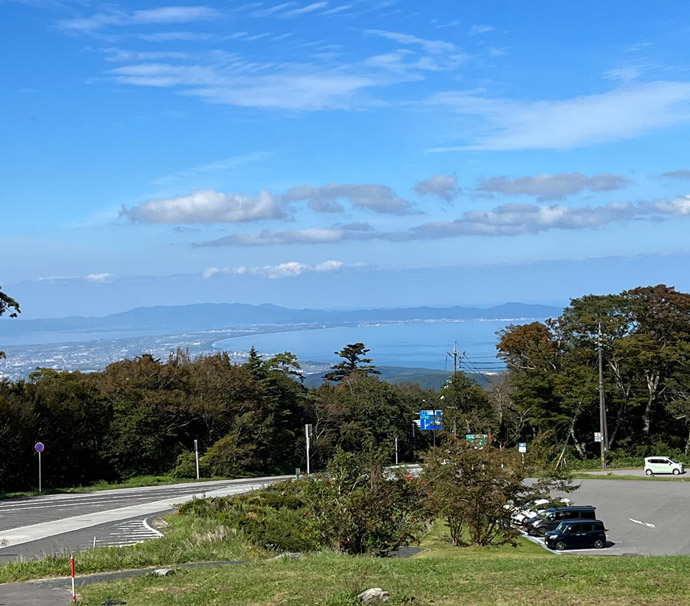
[305,424,313,475]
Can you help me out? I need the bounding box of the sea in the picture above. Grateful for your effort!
[212,319,529,372]
[0,318,541,380]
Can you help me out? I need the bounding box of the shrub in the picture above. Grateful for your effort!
[301,449,430,556]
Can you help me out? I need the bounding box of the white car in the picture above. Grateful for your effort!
[644,457,685,476]
[511,497,572,525]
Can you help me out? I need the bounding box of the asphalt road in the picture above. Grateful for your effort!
[0,476,291,561]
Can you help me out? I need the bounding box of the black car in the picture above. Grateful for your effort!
[545,520,607,551]
[526,505,596,536]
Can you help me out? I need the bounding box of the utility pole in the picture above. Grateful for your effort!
[598,325,609,469]
[446,342,460,374]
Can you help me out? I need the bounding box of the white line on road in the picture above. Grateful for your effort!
[629,518,656,528]
[0,480,283,549]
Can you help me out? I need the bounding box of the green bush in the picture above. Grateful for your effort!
[301,449,430,556]
[177,482,319,553]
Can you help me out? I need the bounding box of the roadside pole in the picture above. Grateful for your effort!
[34,442,44,492]
[394,435,399,465]
[194,439,200,480]
[70,555,76,602]
[305,424,311,475]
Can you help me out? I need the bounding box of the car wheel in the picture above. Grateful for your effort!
[593,539,605,549]
[538,528,547,537]
[645,469,653,476]
[673,469,680,475]
[555,541,567,551]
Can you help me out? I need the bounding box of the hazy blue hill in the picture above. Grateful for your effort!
[0,301,561,336]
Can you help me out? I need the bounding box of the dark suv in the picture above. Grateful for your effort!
[526,505,596,536]
[545,520,607,551]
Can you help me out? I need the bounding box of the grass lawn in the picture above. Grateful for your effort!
[0,514,264,584]
[77,524,690,606]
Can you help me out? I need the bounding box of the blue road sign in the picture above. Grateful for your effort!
[34,442,44,453]
[419,410,443,431]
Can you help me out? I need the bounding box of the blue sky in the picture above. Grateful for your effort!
[3,0,690,318]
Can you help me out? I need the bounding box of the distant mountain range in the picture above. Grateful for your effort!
[0,301,561,336]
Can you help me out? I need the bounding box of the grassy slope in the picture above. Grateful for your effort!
[77,524,690,606]
[0,515,262,584]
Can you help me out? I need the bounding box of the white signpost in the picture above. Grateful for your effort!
[518,442,527,453]
[194,439,200,480]
[594,432,603,443]
[305,424,313,475]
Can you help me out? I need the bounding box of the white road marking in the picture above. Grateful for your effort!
[0,481,279,549]
[629,518,656,528]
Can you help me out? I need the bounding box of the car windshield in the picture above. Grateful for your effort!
[554,522,568,533]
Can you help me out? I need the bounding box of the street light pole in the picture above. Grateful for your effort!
[305,424,312,475]
[598,325,608,469]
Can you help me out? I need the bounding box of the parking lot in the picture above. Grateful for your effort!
[525,477,690,555]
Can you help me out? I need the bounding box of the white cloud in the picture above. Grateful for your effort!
[469,24,494,35]
[120,189,287,223]
[428,81,690,150]
[200,196,690,245]
[280,2,328,18]
[138,31,214,42]
[202,260,344,279]
[250,2,298,17]
[365,29,456,54]
[414,174,460,202]
[86,273,115,283]
[59,6,221,32]
[476,172,632,201]
[110,62,375,110]
[283,183,414,214]
[654,194,690,216]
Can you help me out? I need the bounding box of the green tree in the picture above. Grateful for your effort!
[0,286,20,359]
[423,437,573,546]
[323,343,380,382]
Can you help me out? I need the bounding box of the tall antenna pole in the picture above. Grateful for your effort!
[598,325,608,469]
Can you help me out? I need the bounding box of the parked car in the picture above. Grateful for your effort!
[644,457,684,476]
[545,520,607,551]
[511,498,572,526]
[526,505,596,536]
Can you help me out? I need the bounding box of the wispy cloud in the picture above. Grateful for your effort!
[250,2,298,17]
[428,81,690,151]
[59,6,221,32]
[152,151,272,187]
[110,62,375,110]
[469,24,494,35]
[121,189,288,223]
[475,172,632,201]
[203,260,344,279]
[661,169,690,180]
[138,31,214,42]
[365,29,456,54]
[280,2,328,18]
[414,174,460,202]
